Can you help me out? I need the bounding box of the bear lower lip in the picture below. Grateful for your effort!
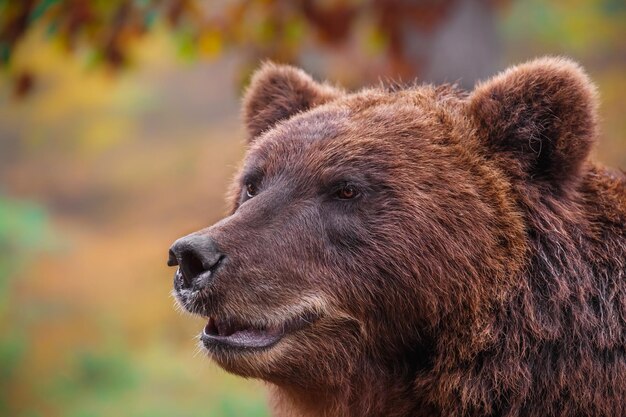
[201,314,317,350]
[201,317,284,349]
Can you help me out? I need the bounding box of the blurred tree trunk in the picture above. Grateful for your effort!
[392,0,501,89]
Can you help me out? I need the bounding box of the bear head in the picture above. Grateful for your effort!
[169,57,598,390]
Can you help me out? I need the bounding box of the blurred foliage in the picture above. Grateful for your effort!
[2,0,625,97]
[0,196,54,293]
[502,0,626,54]
[0,196,55,416]
[1,0,514,95]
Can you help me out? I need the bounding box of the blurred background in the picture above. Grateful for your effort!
[0,1,624,416]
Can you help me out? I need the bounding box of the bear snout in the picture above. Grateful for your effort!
[168,234,225,292]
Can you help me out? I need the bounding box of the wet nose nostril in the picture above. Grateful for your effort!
[167,249,178,267]
[180,250,206,284]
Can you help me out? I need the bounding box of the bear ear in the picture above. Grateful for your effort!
[242,62,343,142]
[468,57,599,187]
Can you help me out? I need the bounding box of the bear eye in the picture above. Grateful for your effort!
[334,184,359,200]
[245,183,258,198]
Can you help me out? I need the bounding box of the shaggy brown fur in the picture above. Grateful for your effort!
[169,57,626,417]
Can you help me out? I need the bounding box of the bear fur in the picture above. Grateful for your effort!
[171,57,626,417]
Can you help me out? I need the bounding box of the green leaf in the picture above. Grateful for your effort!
[0,43,10,66]
[29,0,60,23]
[144,9,158,29]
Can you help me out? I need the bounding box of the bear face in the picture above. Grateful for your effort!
[169,58,624,417]
[171,77,524,383]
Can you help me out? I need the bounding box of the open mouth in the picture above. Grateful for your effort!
[201,315,315,350]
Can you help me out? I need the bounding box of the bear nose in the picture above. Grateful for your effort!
[168,234,225,290]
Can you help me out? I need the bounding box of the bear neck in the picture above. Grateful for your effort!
[268,355,430,417]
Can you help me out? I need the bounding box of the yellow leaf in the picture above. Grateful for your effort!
[198,30,222,58]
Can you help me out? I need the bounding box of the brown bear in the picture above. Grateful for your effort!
[168,57,626,417]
